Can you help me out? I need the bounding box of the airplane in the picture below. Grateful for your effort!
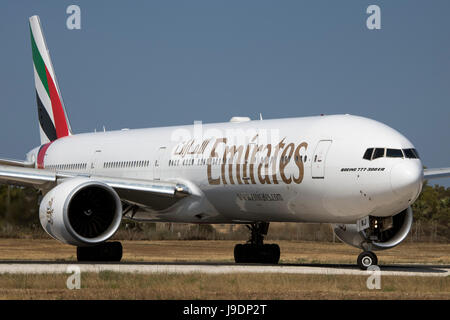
[0,16,449,270]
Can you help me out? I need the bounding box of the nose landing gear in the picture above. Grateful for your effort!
[234,222,280,264]
[357,251,378,270]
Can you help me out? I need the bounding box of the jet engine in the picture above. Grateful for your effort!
[333,207,413,251]
[39,177,122,246]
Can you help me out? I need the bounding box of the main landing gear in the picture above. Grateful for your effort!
[234,222,280,264]
[357,251,378,270]
[77,241,123,262]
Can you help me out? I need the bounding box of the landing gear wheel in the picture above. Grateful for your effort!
[234,244,245,263]
[234,244,280,264]
[267,244,280,264]
[357,251,378,270]
[234,222,280,264]
[77,241,123,262]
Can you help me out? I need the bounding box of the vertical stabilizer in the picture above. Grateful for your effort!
[29,15,72,144]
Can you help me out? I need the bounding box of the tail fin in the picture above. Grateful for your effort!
[29,15,72,145]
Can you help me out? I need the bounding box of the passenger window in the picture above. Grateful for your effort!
[372,148,385,159]
[386,149,403,158]
[363,148,374,160]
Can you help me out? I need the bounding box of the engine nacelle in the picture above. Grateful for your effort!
[333,207,413,251]
[39,177,122,246]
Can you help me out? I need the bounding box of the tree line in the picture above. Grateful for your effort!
[0,182,448,242]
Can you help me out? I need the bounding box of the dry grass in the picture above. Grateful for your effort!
[0,272,448,300]
[0,239,448,265]
[0,239,448,300]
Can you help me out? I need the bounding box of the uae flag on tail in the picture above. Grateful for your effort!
[29,15,72,145]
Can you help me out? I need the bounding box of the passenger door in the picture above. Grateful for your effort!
[90,149,102,175]
[153,146,166,180]
[311,140,332,179]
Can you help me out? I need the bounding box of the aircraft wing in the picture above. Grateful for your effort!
[0,165,190,209]
[0,158,35,168]
[423,167,450,180]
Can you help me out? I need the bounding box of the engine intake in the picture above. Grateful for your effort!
[333,207,413,251]
[39,177,122,246]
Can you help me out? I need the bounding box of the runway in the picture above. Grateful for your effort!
[0,261,448,277]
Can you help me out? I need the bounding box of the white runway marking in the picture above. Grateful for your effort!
[0,263,448,277]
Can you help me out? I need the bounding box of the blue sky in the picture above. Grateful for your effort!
[0,1,449,186]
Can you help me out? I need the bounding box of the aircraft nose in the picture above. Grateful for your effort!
[390,161,423,202]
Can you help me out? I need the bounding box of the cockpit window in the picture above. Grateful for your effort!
[372,148,385,160]
[403,148,420,159]
[363,147,419,160]
[386,148,403,158]
[363,148,374,160]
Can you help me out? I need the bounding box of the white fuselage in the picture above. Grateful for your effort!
[31,114,423,224]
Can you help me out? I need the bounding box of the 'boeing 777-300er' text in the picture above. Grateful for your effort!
[1,16,449,269]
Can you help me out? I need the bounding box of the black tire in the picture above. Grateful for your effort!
[234,244,244,263]
[244,244,257,263]
[102,241,122,262]
[234,244,260,263]
[234,243,280,264]
[268,244,280,264]
[77,241,122,262]
[357,251,378,270]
